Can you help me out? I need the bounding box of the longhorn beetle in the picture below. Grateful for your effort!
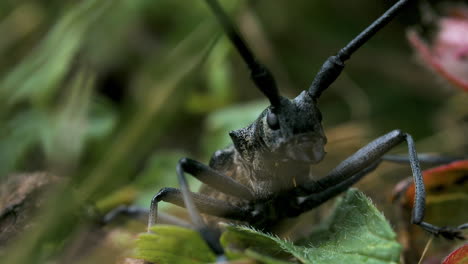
[147,0,468,261]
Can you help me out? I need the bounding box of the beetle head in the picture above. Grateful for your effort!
[230,91,326,165]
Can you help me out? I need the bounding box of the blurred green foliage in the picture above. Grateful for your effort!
[0,0,465,263]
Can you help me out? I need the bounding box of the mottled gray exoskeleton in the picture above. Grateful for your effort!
[141,0,468,261]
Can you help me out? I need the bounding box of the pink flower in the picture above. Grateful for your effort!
[408,6,468,92]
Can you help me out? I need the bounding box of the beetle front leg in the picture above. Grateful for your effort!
[148,187,248,228]
[175,160,224,259]
[299,129,466,239]
[179,158,255,200]
[148,158,255,262]
[148,157,253,228]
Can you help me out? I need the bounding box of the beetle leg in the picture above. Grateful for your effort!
[296,129,466,239]
[179,158,254,200]
[148,187,248,228]
[148,158,254,261]
[382,154,463,166]
[148,157,254,228]
[101,205,147,224]
[101,205,192,228]
[294,161,381,210]
[175,160,224,259]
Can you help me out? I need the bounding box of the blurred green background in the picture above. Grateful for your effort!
[0,0,466,263]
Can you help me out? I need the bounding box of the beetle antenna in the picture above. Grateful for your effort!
[205,0,281,108]
[309,0,411,98]
[338,0,410,62]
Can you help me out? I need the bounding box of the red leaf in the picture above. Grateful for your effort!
[397,160,468,208]
[442,244,468,264]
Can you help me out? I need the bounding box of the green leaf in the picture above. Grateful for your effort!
[244,250,295,264]
[220,225,296,263]
[220,225,294,262]
[186,37,235,113]
[134,225,216,264]
[296,189,401,264]
[0,0,112,107]
[0,110,46,176]
[222,189,401,264]
[134,189,401,264]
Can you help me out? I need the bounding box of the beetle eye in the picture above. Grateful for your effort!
[267,112,280,130]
